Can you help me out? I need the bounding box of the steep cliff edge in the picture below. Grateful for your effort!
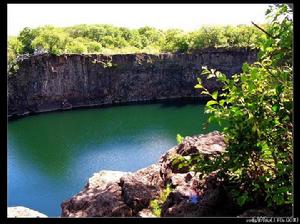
[8,48,257,118]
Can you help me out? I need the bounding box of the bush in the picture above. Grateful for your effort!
[191,4,293,208]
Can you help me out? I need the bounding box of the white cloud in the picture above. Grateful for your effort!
[7,4,271,36]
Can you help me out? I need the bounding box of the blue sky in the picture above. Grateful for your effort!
[7,4,271,36]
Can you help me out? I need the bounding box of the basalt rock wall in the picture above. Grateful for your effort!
[8,48,257,118]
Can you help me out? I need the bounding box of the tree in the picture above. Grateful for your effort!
[17,27,39,54]
[8,23,267,75]
[31,26,70,55]
[86,41,103,53]
[7,36,22,74]
[65,37,88,54]
[138,26,165,49]
[161,29,189,53]
[188,26,227,49]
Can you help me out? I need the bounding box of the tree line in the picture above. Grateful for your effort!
[7,23,267,74]
[9,24,267,55]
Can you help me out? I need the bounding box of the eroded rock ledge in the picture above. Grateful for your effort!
[61,131,235,217]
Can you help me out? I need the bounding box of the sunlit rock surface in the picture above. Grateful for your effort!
[7,206,47,218]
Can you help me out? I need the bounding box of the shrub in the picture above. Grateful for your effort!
[190,4,293,208]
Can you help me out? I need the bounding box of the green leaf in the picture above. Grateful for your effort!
[219,100,225,106]
[197,77,202,84]
[276,85,284,94]
[272,104,279,113]
[176,134,184,144]
[252,124,257,133]
[248,112,254,120]
[273,118,280,126]
[207,73,215,79]
[248,82,255,91]
[253,183,260,191]
[208,116,217,123]
[212,91,218,100]
[201,69,210,75]
[277,187,290,194]
[206,100,218,107]
[237,193,249,207]
[216,72,227,82]
[194,84,203,89]
[242,63,249,72]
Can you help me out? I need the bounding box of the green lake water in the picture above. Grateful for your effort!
[8,102,219,217]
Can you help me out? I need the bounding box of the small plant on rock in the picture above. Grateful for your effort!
[149,184,172,217]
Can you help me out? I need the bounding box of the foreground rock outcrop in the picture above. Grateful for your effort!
[61,131,234,217]
[8,48,257,118]
[61,131,293,217]
[7,206,47,218]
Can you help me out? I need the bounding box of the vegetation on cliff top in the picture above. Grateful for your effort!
[7,23,266,75]
[179,3,293,211]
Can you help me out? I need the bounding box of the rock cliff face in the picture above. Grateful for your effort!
[8,48,257,118]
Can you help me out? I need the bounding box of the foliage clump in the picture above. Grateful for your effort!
[7,37,22,75]
[189,4,293,208]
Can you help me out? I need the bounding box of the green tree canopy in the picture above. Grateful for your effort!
[8,23,267,75]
